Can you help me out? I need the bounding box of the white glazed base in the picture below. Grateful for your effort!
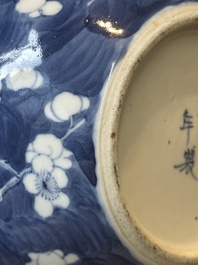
[119,29,198,251]
[98,3,198,265]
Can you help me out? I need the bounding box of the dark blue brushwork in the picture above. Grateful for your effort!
[0,0,196,265]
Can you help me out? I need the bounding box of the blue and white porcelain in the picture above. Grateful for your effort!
[0,1,198,264]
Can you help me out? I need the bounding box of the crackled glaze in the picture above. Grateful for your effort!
[0,0,197,265]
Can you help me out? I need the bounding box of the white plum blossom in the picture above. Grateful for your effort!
[26,134,72,172]
[44,92,90,123]
[26,250,79,265]
[6,69,43,91]
[16,0,63,18]
[0,109,85,204]
[23,134,72,218]
[0,29,43,92]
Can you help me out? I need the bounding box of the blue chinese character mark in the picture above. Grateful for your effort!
[174,109,198,180]
[174,148,198,180]
[180,109,193,146]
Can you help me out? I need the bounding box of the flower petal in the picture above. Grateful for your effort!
[32,154,53,174]
[33,134,63,159]
[62,148,73,158]
[52,192,70,209]
[52,168,68,189]
[28,253,39,260]
[80,96,90,111]
[41,1,63,16]
[34,195,53,218]
[52,92,82,117]
[29,10,40,18]
[26,150,37,164]
[23,173,38,194]
[27,143,34,152]
[6,69,41,91]
[64,253,79,264]
[33,71,43,89]
[55,156,72,169]
[16,0,46,13]
[51,99,70,121]
[44,102,62,123]
[39,252,65,265]
[53,250,64,258]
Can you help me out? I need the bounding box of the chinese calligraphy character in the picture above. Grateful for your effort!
[174,148,197,180]
[180,109,193,146]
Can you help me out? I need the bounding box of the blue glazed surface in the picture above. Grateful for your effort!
[0,0,197,264]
